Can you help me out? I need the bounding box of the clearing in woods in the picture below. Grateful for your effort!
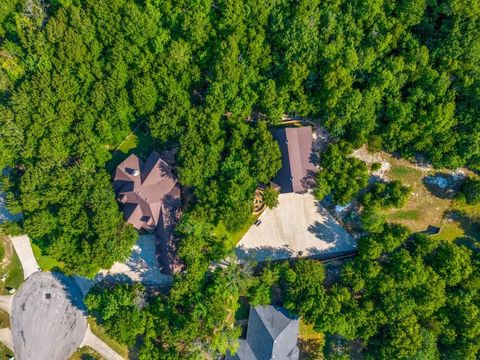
[353,147,479,242]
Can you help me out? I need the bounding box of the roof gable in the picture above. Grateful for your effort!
[113,151,180,233]
[272,126,316,193]
[244,306,299,360]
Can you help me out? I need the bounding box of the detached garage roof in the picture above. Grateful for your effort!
[272,126,316,193]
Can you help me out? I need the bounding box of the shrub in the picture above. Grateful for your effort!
[459,178,480,205]
[371,162,382,171]
[262,186,279,209]
[362,180,410,209]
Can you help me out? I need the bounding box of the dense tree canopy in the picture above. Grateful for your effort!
[281,226,480,360]
[1,0,479,273]
[0,0,479,358]
[315,142,369,205]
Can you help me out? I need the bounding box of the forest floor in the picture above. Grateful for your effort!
[353,147,480,242]
[298,321,324,360]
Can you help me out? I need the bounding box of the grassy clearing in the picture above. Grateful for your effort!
[32,243,64,271]
[0,236,24,294]
[213,215,257,249]
[0,343,14,359]
[389,165,421,181]
[68,346,101,360]
[0,309,9,328]
[356,149,480,242]
[299,320,324,360]
[388,210,420,221]
[434,200,480,242]
[106,124,157,173]
[360,154,453,232]
[88,318,129,359]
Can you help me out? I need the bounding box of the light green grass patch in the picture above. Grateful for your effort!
[434,222,465,242]
[32,244,64,271]
[88,318,129,359]
[213,215,256,249]
[388,210,420,221]
[107,124,157,173]
[0,309,10,328]
[3,249,24,292]
[69,346,101,360]
[389,165,422,183]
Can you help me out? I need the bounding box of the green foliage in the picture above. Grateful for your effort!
[143,264,248,359]
[85,284,149,347]
[283,260,328,322]
[1,0,480,358]
[315,142,369,205]
[371,162,381,171]
[288,224,480,359]
[262,186,279,209]
[458,177,480,205]
[362,180,410,210]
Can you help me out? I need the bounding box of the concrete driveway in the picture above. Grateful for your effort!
[10,235,40,279]
[236,192,356,261]
[98,234,172,286]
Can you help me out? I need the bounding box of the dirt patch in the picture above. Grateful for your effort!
[352,146,391,182]
[0,235,13,270]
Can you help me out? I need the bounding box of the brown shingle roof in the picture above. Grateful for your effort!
[113,151,181,233]
[271,126,316,193]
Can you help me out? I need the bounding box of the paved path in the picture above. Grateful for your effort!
[10,235,40,279]
[81,325,124,360]
[236,193,356,261]
[0,295,12,313]
[0,328,13,350]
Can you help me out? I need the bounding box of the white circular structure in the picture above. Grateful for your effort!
[10,271,87,360]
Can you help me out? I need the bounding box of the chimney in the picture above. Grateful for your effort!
[132,169,140,177]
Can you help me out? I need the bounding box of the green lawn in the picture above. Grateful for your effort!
[88,318,129,359]
[106,124,157,173]
[389,165,422,182]
[2,249,23,293]
[213,215,256,249]
[0,343,14,359]
[388,210,420,221]
[0,309,9,328]
[32,244,64,271]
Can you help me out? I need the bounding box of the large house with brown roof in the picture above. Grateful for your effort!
[271,126,316,193]
[113,151,182,274]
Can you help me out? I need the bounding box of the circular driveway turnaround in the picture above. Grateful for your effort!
[10,272,88,360]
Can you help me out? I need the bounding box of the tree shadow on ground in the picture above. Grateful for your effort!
[454,236,480,254]
[298,338,324,360]
[422,172,464,199]
[444,209,480,242]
